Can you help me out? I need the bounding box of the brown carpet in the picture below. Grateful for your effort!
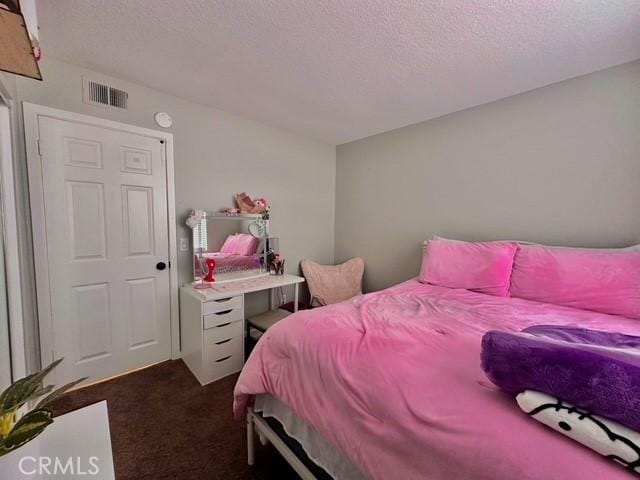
[52,360,300,480]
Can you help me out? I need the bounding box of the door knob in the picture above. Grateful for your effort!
[156,262,167,271]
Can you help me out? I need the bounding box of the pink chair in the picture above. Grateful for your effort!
[300,257,365,307]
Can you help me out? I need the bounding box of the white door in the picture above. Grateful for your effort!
[37,115,171,386]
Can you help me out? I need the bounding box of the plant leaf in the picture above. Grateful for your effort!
[0,408,53,457]
[36,377,88,409]
[30,384,55,399]
[0,359,63,414]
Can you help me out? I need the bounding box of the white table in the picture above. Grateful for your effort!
[0,401,115,479]
[187,273,305,310]
[180,274,305,385]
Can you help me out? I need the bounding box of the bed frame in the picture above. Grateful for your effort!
[247,408,326,479]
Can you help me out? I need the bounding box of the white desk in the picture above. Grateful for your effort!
[180,274,305,385]
[0,401,115,479]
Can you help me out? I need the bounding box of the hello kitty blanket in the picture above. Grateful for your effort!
[517,390,640,475]
[233,279,640,480]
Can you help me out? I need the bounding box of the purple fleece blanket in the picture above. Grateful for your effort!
[481,325,640,432]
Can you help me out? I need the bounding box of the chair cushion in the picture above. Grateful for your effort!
[247,308,291,332]
[301,257,364,307]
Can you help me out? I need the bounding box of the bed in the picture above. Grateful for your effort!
[234,277,640,479]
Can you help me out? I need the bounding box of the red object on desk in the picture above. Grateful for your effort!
[204,258,216,282]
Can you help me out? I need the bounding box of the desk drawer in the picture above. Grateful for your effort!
[202,351,243,382]
[204,320,243,345]
[203,295,242,315]
[204,335,243,363]
[202,334,243,383]
[203,307,243,329]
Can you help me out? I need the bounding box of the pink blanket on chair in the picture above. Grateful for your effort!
[233,279,640,480]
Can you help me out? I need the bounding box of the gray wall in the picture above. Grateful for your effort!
[0,73,17,99]
[335,60,640,292]
[9,56,640,362]
[16,57,336,319]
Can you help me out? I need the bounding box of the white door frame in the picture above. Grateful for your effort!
[23,102,181,367]
[0,92,25,383]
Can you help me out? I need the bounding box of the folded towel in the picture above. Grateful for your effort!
[517,390,640,475]
[481,326,640,431]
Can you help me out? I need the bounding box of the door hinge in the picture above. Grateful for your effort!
[36,138,41,156]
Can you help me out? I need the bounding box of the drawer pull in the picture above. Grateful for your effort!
[215,338,232,345]
[215,355,232,363]
[203,296,242,316]
[216,322,232,328]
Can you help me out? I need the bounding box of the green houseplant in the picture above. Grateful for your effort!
[0,359,86,457]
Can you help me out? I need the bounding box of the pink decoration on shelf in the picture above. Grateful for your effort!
[235,192,268,214]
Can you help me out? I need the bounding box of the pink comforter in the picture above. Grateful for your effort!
[233,279,640,479]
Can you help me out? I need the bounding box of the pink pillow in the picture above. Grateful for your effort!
[220,234,238,254]
[420,239,518,297]
[233,233,260,256]
[510,244,640,319]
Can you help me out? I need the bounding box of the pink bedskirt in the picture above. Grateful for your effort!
[234,279,640,480]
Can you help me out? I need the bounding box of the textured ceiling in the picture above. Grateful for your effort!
[38,1,640,145]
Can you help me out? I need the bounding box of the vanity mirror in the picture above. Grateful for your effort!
[191,211,271,284]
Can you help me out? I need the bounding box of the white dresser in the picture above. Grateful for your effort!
[180,289,245,384]
[180,274,305,385]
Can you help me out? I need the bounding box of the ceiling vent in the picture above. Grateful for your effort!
[82,76,128,110]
